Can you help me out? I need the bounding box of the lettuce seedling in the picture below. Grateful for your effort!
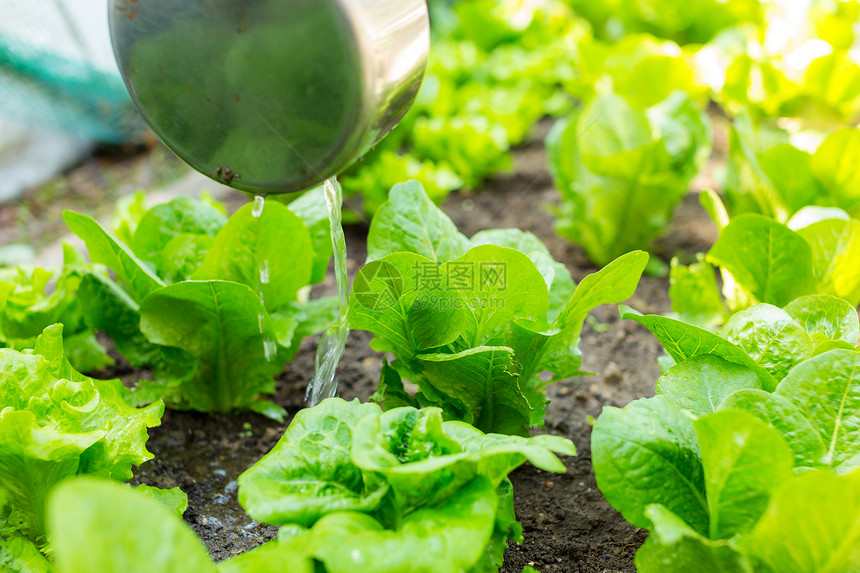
[670,194,860,325]
[547,90,711,266]
[238,398,575,572]
[0,325,163,548]
[593,296,860,571]
[347,182,647,435]
[63,192,337,419]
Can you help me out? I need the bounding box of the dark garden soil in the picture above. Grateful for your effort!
[30,117,723,572]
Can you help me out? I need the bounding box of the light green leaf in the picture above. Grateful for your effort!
[443,246,548,346]
[285,185,334,284]
[774,350,860,474]
[707,214,816,308]
[216,541,311,573]
[367,181,469,264]
[48,478,215,573]
[635,505,752,573]
[139,280,279,414]
[0,535,54,573]
[352,407,573,512]
[719,389,828,470]
[192,201,313,311]
[417,346,530,436]
[621,306,778,391]
[592,396,708,535]
[718,304,815,381]
[811,127,860,216]
[63,211,165,301]
[796,218,860,306]
[743,469,860,573]
[695,410,794,539]
[656,355,761,417]
[348,253,467,358]
[669,257,726,329]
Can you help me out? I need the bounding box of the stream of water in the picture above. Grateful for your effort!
[306,176,349,406]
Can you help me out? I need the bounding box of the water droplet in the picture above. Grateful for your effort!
[257,313,265,333]
[263,336,277,362]
[259,260,270,284]
[252,194,265,218]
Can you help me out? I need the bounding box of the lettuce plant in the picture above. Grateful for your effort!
[725,117,860,222]
[63,192,337,419]
[567,0,761,45]
[347,182,647,435]
[0,245,113,374]
[547,90,711,267]
[670,193,860,326]
[0,325,163,549]
[592,295,860,571]
[238,397,575,573]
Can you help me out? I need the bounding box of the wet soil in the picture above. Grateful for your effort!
[118,123,721,572]
[15,115,724,571]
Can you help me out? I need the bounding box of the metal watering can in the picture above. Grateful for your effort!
[108,0,431,194]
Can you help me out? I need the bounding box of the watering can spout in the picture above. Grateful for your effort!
[109,0,430,194]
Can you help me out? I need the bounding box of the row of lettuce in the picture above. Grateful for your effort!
[1,182,647,572]
[342,0,860,258]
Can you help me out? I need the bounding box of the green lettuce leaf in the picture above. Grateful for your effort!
[48,478,214,573]
[139,280,283,416]
[742,469,860,573]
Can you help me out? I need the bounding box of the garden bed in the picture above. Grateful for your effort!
[98,128,723,572]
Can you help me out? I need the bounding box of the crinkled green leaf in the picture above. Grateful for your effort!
[656,355,761,417]
[352,407,573,511]
[295,477,498,573]
[131,196,226,269]
[0,534,54,573]
[592,396,708,535]
[694,410,794,539]
[784,294,860,345]
[48,478,215,573]
[192,201,313,311]
[718,304,815,381]
[0,326,162,543]
[238,399,387,526]
[707,214,816,308]
[134,485,188,517]
[158,233,214,283]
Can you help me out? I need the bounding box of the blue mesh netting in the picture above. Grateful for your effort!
[0,0,144,143]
